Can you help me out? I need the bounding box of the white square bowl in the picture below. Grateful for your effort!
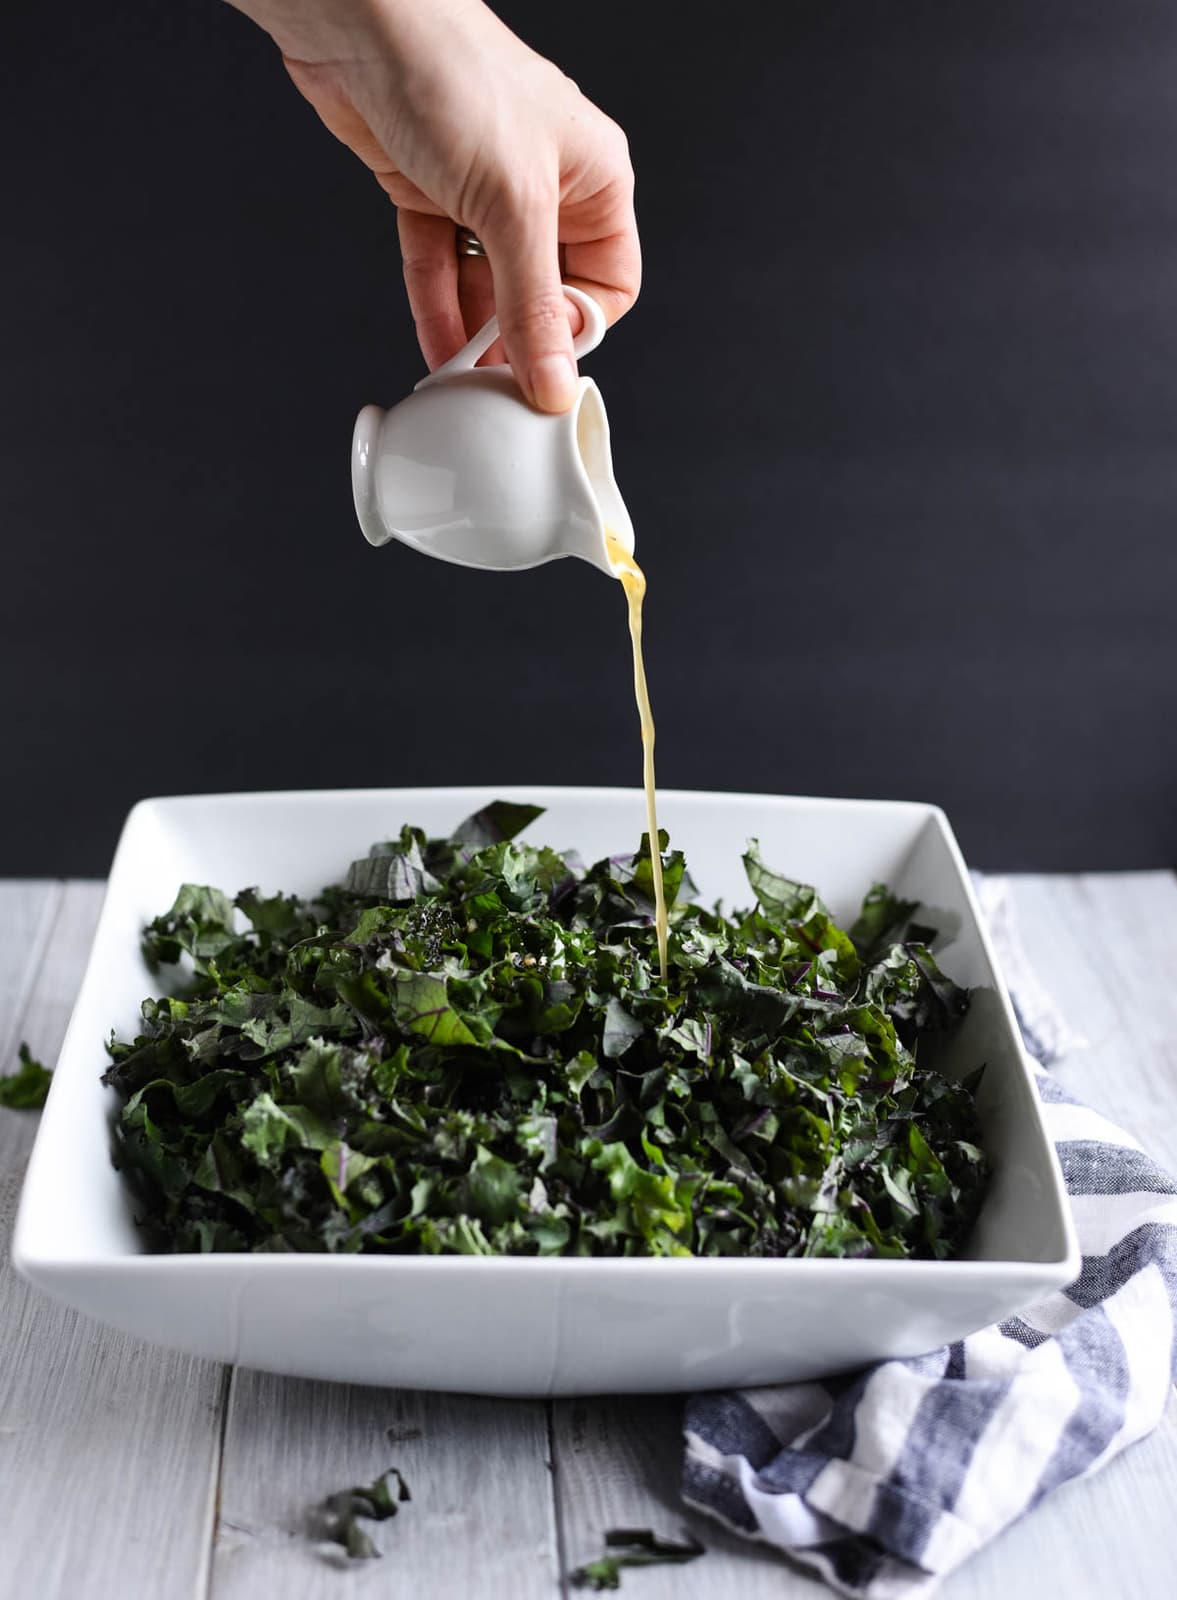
[13,787,1078,1395]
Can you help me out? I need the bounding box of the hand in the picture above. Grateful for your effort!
[228,0,641,411]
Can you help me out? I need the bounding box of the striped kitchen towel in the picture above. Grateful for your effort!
[682,885,1177,1600]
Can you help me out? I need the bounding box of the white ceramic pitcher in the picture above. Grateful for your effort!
[351,285,634,575]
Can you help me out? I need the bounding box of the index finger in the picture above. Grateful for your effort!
[562,222,642,326]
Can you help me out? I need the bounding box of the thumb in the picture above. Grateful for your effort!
[480,204,579,413]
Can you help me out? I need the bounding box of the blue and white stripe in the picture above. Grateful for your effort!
[681,893,1177,1599]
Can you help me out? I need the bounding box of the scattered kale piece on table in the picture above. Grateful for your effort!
[318,1467,411,1560]
[101,800,988,1259]
[1,1044,53,1110]
[570,1527,706,1589]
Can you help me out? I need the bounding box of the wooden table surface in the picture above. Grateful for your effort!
[2,873,1175,1599]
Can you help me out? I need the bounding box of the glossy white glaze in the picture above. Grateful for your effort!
[13,787,1079,1395]
[351,286,633,575]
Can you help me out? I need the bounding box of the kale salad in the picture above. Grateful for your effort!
[102,802,988,1259]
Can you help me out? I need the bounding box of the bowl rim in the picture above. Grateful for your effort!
[13,785,1081,1284]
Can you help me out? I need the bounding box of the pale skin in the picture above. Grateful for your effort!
[227,0,641,411]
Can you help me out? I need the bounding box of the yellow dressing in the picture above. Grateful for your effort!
[603,528,668,982]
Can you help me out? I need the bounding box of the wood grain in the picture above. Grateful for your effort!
[0,880,62,1076]
[1008,872,1177,1170]
[0,882,228,1600]
[210,1374,560,1599]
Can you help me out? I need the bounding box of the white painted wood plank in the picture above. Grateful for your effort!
[1006,871,1177,1171]
[0,881,227,1600]
[211,1373,560,1599]
[554,1397,820,1596]
[0,881,62,1305]
[0,880,61,1072]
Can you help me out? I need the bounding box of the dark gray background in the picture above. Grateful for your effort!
[3,1,1174,875]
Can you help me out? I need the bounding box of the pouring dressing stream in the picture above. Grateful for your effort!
[353,284,668,980]
[604,530,668,980]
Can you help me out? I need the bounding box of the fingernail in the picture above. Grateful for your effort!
[530,354,577,412]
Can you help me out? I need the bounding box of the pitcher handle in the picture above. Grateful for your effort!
[415,284,606,390]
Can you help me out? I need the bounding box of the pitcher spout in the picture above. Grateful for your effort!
[352,404,390,547]
[573,381,634,577]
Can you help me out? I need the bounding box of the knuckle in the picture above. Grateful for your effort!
[499,289,569,343]
[477,162,560,233]
[400,254,437,296]
[413,306,457,338]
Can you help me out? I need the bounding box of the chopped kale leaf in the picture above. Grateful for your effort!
[102,804,989,1260]
[319,1466,411,1560]
[571,1527,706,1589]
[1,1044,53,1110]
